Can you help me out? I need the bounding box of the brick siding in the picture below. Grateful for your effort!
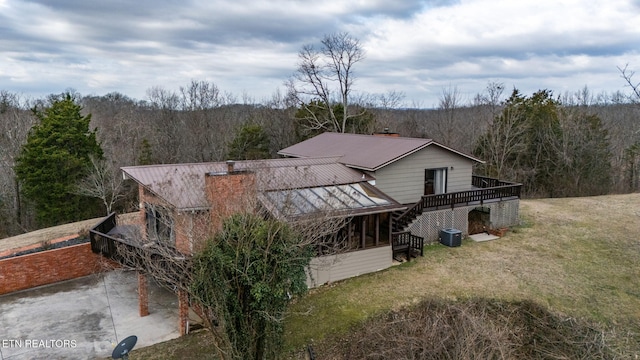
[0,243,117,295]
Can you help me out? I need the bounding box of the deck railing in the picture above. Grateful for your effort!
[391,231,424,260]
[89,212,118,257]
[394,176,521,231]
[90,213,191,285]
[472,175,519,189]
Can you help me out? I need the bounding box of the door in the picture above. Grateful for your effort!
[425,168,447,195]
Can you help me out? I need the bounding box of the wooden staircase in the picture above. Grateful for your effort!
[392,199,425,233]
[391,201,425,261]
[392,209,418,232]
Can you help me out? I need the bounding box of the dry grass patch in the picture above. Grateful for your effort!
[315,298,613,359]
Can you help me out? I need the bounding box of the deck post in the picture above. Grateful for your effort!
[360,216,366,248]
[375,214,380,246]
[178,289,189,336]
[138,272,149,317]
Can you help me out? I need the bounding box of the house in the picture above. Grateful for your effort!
[279,132,521,242]
[89,132,521,335]
[90,156,410,334]
[118,156,407,284]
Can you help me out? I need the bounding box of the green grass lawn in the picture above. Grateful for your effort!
[131,194,640,358]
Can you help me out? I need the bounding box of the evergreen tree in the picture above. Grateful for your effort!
[15,93,103,226]
[137,138,154,165]
[227,123,271,160]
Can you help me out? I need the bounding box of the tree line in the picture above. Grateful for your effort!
[0,81,638,237]
[1,33,639,237]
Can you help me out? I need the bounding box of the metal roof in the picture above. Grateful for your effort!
[121,157,376,211]
[278,132,484,171]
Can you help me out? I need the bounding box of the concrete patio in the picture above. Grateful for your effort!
[0,270,180,359]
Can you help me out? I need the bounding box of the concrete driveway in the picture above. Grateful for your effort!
[0,270,180,359]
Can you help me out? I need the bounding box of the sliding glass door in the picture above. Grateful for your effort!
[425,168,447,195]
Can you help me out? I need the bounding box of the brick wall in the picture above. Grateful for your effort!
[205,169,256,234]
[138,188,199,255]
[0,242,116,295]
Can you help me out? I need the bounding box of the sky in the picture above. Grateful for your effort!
[1,0,639,108]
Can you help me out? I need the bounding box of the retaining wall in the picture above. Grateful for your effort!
[0,242,116,295]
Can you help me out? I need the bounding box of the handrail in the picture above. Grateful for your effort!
[472,175,520,188]
[391,231,424,260]
[394,176,522,230]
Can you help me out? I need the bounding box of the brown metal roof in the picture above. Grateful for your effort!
[278,132,483,171]
[121,157,376,211]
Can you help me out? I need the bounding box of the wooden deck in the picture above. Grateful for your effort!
[393,175,521,232]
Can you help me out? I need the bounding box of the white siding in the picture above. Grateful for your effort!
[374,145,474,204]
[306,246,392,288]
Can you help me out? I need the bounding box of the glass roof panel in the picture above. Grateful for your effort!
[262,183,393,218]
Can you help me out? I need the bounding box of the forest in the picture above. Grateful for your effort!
[2,33,639,237]
[0,79,638,238]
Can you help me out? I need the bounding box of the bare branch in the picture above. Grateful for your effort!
[74,156,129,214]
[618,64,640,103]
[289,32,366,134]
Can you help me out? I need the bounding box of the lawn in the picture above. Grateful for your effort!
[131,194,640,358]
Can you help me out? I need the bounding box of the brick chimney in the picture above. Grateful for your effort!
[373,127,400,137]
[205,160,256,233]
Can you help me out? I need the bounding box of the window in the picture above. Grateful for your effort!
[425,168,447,195]
[144,203,175,244]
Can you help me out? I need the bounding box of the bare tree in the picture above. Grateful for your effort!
[288,32,366,133]
[432,85,464,146]
[145,86,185,163]
[178,80,235,162]
[540,108,612,196]
[475,104,528,179]
[260,89,299,151]
[366,90,406,131]
[0,91,36,233]
[376,90,406,110]
[618,64,640,102]
[75,156,129,214]
[179,80,223,111]
[474,82,505,112]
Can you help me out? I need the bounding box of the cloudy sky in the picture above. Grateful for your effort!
[1,0,639,107]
